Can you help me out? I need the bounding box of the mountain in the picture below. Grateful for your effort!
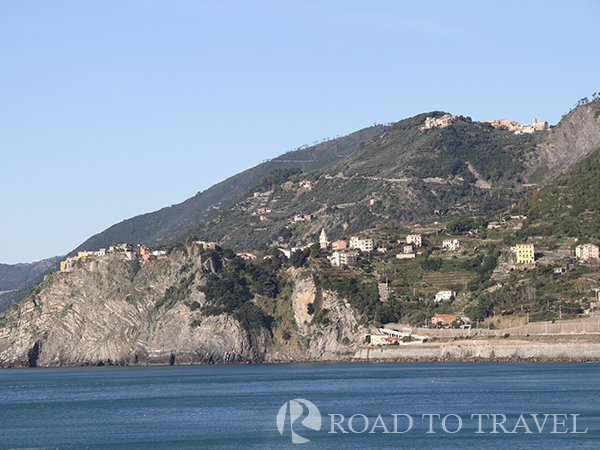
[0,257,62,292]
[0,257,63,313]
[181,103,600,252]
[3,100,600,367]
[71,125,388,254]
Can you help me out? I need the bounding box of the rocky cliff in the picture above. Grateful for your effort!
[0,250,270,367]
[0,249,366,367]
[531,103,600,182]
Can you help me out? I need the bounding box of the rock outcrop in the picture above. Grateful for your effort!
[266,271,368,362]
[0,252,269,367]
[533,104,600,180]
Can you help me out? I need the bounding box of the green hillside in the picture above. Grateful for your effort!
[330,112,536,183]
[512,146,600,241]
[71,124,388,255]
[183,113,549,251]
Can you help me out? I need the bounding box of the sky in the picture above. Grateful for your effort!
[1,0,599,264]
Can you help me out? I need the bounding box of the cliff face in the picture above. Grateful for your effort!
[266,272,368,362]
[0,251,270,367]
[532,104,600,181]
[0,251,365,367]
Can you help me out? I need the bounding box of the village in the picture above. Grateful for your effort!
[215,210,600,347]
[59,243,167,272]
[419,113,549,134]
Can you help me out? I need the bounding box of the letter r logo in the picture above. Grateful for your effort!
[277,399,322,443]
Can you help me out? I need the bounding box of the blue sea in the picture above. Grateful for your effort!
[0,362,598,449]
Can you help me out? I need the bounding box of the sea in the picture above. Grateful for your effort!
[0,362,598,450]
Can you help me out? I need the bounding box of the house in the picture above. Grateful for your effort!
[377,247,388,254]
[93,249,106,257]
[279,248,292,259]
[293,214,312,222]
[299,180,317,190]
[403,245,413,254]
[442,239,461,251]
[431,314,457,327]
[575,244,599,261]
[406,234,422,247]
[142,253,156,262]
[487,222,501,229]
[331,240,347,250]
[236,252,257,261]
[349,236,374,252]
[434,289,455,302]
[195,241,217,250]
[330,251,358,267]
[60,256,77,272]
[515,243,535,264]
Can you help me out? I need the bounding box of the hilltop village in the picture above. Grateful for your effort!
[60,243,167,272]
[420,113,549,134]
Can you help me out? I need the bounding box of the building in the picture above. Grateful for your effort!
[434,289,455,302]
[403,245,413,254]
[431,314,457,327]
[195,241,217,250]
[349,236,374,252]
[236,252,257,261]
[576,244,600,261]
[60,257,77,272]
[319,228,329,250]
[294,214,312,222]
[330,251,358,267]
[406,234,422,247]
[515,243,535,264]
[396,253,415,259]
[331,240,347,251]
[442,239,461,251]
[532,118,548,131]
[420,114,457,130]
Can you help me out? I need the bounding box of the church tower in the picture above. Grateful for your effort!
[319,228,329,250]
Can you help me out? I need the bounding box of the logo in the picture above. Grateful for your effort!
[277,398,322,443]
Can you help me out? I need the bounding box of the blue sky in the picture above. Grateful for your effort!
[1,0,598,264]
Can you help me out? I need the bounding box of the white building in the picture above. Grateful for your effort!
[330,251,358,267]
[434,289,455,302]
[349,236,374,252]
[442,239,461,251]
[406,234,422,247]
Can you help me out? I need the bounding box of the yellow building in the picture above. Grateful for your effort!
[515,243,535,264]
